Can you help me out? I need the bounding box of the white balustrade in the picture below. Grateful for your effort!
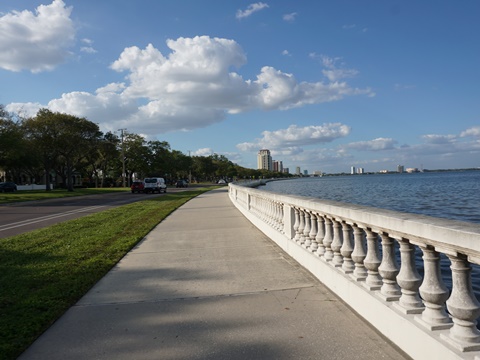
[228,182,480,359]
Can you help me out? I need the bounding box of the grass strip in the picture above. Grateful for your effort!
[0,188,214,360]
[0,187,128,205]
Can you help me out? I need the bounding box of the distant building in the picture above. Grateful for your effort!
[303,170,308,176]
[257,149,272,171]
[273,160,283,173]
[357,167,364,174]
[314,170,322,176]
[295,166,301,175]
[406,168,419,173]
[351,166,356,175]
[283,168,289,174]
[397,165,404,173]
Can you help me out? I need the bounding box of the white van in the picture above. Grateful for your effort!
[143,177,167,193]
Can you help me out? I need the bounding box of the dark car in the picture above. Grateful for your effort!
[175,180,188,188]
[0,182,17,192]
[130,180,145,193]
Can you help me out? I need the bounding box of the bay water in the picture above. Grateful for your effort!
[263,170,480,223]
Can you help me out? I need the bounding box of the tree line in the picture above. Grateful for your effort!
[0,105,288,191]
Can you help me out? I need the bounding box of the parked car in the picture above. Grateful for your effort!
[175,180,188,188]
[0,181,17,192]
[130,180,144,193]
[144,177,167,193]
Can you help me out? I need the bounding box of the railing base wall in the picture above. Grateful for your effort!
[231,197,474,360]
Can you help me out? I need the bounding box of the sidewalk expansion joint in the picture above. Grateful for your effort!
[74,285,318,307]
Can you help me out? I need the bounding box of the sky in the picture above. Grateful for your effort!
[1,0,479,174]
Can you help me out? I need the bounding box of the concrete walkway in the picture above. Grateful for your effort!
[19,188,409,360]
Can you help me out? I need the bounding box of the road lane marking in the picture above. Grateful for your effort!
[0,205,108,232]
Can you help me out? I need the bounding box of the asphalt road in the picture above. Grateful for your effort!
[0,189,181,239]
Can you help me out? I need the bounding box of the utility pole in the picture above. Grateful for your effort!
[188,150,192,184]
[119,128,126,188]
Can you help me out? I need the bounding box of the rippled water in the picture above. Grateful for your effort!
[263,170,480,223]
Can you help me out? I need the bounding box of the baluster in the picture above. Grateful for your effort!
[363,228,382,290]
[441,254,480,351]
[315,214,326,257]
[378,232,401,301]
[271,201,278,228]
[277,202,284,233]
[303,211,312,248]
[415,245,452,330]
[340,222,355,273]
[331,218,343,267]
[322,217,334,261]
[297,209,306,245]
[351,225,367,281]
[394,238,423,314]
[293,207,300,242]
[308,213,318,252]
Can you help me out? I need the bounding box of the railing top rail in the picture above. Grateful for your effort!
[229,183,480,259]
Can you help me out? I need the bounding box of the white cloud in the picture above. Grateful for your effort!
[0,0,75,73]
[8,36,373,135]
[282,50,291,56]
[346,138,397,151]
[320,55,359,82]
[194,148,214,156]
[422,134,456,144]
[254,66,373,110]
[80,38,97,53]
[81,47,97,54]
[237,123,351,152]
[236,2,269,19]
[283,12,298,22]
[5,102,43,117]
[461,126,480,138]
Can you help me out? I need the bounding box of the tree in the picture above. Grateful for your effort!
[0,106,25,181]
[24,109,101,191]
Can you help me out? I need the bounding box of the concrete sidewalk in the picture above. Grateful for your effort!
[19,187,409,360]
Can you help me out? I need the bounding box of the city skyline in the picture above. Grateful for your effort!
[1,1,479,173]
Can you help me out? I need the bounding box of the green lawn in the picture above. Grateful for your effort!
[0,187,216,360]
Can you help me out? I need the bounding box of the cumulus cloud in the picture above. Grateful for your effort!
[346,138,397,151]
[236,2,269,19]
[0,0,75,72]
[8,36,373,134]
[237,123,351,152]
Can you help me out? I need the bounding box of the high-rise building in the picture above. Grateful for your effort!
[397,165,404,173]
[351,166,356,175]
[273,160,283,172]
[257,149,273,171]
[296,166,301,175]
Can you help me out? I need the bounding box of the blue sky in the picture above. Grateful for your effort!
[1,0,479,173]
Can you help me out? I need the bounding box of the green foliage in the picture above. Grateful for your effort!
[0,188,212,359]
[1,105,290,188]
